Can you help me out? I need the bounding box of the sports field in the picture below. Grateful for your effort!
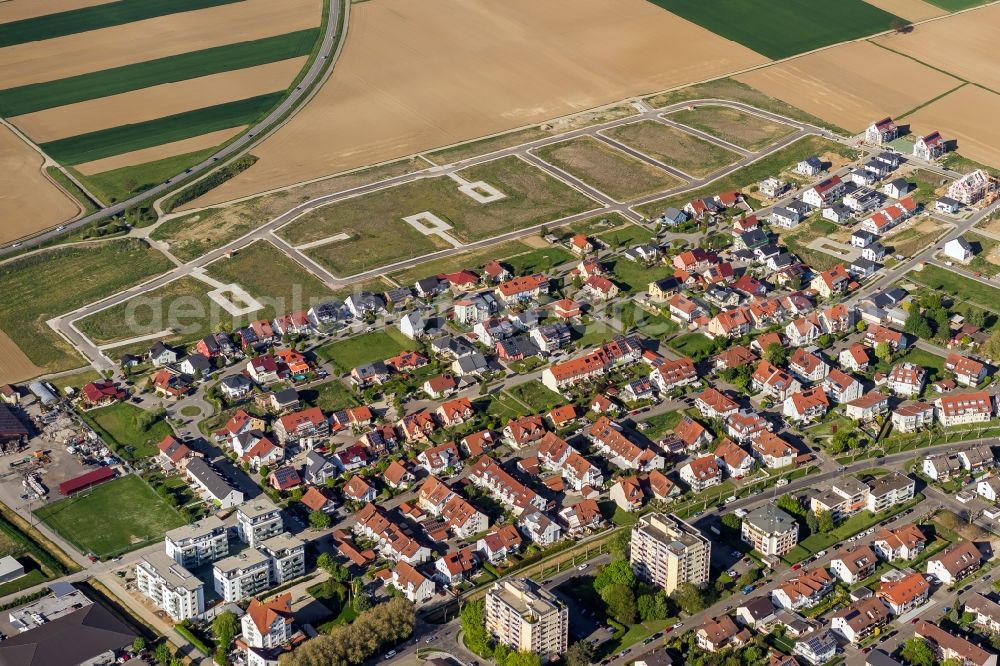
[35,475,185,558]
[40,92,283,164]
[736,41,962,133]
[647,0,903,59]
[0,239,174,372]
[903,85,1000,170]
[0,124,81,243]
[875,3,1000,92]
[602,121,740,177]
[188,0,767,204]
[533,136,683,202]
[667,106,795,151]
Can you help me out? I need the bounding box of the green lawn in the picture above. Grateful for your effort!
[609,257,671,295]
[908,265,1000,308]
[300,380,358,412]
[621,302,678,339]
[0,0,241,48]
[667,332,715,359]
[35,475,185,558]
[667,106,795,151]
[597,224,656,248]
[646,0,903,59]
[572,322,617,348]
[41,92,283,164]
[0,563,47,598]
[504,247,575,275]
[896,348,946,378]
[315,331,408,372]
[638,410,683,440]
[0,30,318,116]
[81,402,174,460]
[477,394,528,421]
[0,239,174,372]
[533,135,683,201]
[77,147,219,205]
[506,381,564,413]
[603,121,740,178]
[966,233,1000,278]
[636,136,857,219]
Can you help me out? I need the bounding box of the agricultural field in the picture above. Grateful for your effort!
[282,156,594,276]
[35,475,185,558]
[533,136,682,202]
[648,0,903,60]
[861,0,946,21]
[0,240,174,373]
[875,3,1000,91]
[77,145,223,204]
[602,121,740,177]
[635,135,857,219]
[315,330,409,373]
[0,330,43,385]
[188,0,766,203]
[667,105,795,151]
[902,86,1000,171]
[735,41,961,134]
[0,125,82,243]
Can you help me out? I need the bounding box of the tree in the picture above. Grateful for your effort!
[317,552,335,573]
[763,342,787,366]
[212,610,238,665]
[637,592,669,622]
[132,637,146,653]
[737,567,761,589]
[856,321,867,333]
[154,643,171,665]
[817,510,835,533]
[905,310,933,339]
[593,559,636,592]
[874,342,892,363]
[805,510,818,534]
[721,513,741,531]
[671,582,707,615]
[901,637,935,666]
[566,640,595,666]
[505,651,541,666]
[600,584,638,625]
[776,493,803,517]
[461,599,491,656]
[309,511,331,530]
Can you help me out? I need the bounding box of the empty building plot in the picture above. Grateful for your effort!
[665,105,796,151]
[602,121,741,177]
[533,135,683,202]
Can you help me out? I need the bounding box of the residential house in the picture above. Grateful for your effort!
[840,344,870,372]
[831,597,890,644]
[866,117,898,144]
[810,264,851,299]
[823,368,863,404]
[945,353,988,387]
[715,438,752,477]
[772,568,833,611]
[887,362,926,397]
[915,621,998,666]
[679,455,721,492]
[936,391,993,427]
[752,361,801,401]
[846,391,890,422]
[789,348,829,383]
[830,545,878,585]
[878,570,930,615]
[914,131,946,160]
[783,387,830,423]
[874,523,926,562]
[927,542,982,585]
[696,615,748,653]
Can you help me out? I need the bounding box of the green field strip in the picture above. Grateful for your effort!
[925,0,990,10]
[41,92,283,164]
[0,29,319,117]
[0,0,244,48]
[645,0,903,60]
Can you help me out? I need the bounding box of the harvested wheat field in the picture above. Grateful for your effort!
[74,127,244,175]
[861,0,946,21]
[736,41,960,133]
[0,0,113,23]
[190,0,767,205]
[903,86,1000,170]
[0,124,79,243]
[0,330,42,384]
[533,136,683,202]
[875,4,1000,91]
[12,58,305,143]
[0,0,320,89]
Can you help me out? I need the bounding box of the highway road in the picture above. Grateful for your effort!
[1,0,349,256]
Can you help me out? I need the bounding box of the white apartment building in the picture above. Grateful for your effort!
[213,549,272,602]
[165,516,229,568]
[241,594,295,666]
[742,505,799,557]
[866,472,915,513]
[260,533,306,585]
[485,579,568,661]
[237,499,284,548]
[136,552,205,621]
[630,513,710,595]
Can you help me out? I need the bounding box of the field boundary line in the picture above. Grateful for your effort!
[896,82,969,121]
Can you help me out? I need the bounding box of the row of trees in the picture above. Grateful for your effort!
[279,597,414,666]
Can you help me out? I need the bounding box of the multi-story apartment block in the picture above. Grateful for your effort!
[866,472,915,513]
[892,401,936,432]
[810,476,869,522]
[165,516,229,568]
[136,552,205,621]
[467,457,547,515]
[213,549,272,602]
[485,579,568,661]
[742,505,798,557]
[260,533,305,585]
[936,391,994,427]
[237,499,284,548]
[241,594,296,666]
[273,406,329,444]
[630,513,710,595]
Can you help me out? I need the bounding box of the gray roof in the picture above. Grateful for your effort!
[0,602,136,666]
[455,353,489,373]
[738,595,776,621]
[140,552,203,591]
[744,505,797,534]
[186,458,236,501]
[221,374,252,389]
[867,650,905,666]
[182,354,211,373]
[271,388,299,405]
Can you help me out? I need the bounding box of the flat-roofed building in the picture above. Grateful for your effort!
[213,549,271,602]
[260,533,305,585]
[165,516,229,568]
[485,578,568,660]
[630,513,710,595]
[136,552,204,621]
[742,505,798,557]
[237,499,284,548]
